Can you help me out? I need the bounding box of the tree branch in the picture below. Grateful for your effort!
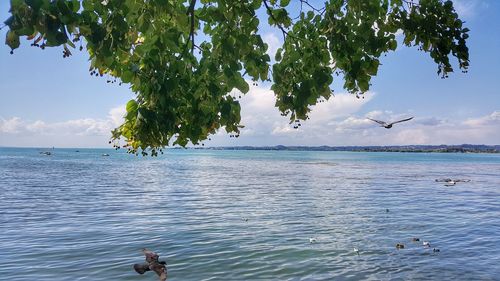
[184,0,197,55]
[262,0,290,41]
[299,0,325,14]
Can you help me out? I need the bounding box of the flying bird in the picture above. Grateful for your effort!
[133,248,167,281]
[367,117,414,129]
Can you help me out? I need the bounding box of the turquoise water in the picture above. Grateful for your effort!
[0,147,499,280]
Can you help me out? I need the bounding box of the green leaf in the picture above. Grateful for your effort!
[358,77,369,92]
[121,71,134,83]
[234,76,249,93]
[126,100,138,113]
[280,0,290,7]
[5,30,20,50]
[275,50,282,61]
[388,40,397,51]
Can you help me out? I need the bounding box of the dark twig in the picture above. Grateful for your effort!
[193,43,202,51]
[299,0,326,14]
[183,0,197,55]
[262,0,290,42]
[292,0,304,20]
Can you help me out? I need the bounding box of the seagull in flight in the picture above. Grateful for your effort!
[367,117,414,129]
[133,248,167,281]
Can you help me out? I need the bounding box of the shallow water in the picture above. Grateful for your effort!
[0,148,499,280]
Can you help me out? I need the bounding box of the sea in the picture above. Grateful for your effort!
[0,147,499,280]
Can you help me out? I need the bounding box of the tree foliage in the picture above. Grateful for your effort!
[3,0,469,155]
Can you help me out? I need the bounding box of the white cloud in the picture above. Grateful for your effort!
[415,117,447,126]
[210,101,500,146]
[463,111,500,127]
[452,0,488,19]
[109,105,126,127]
[0,117,23,133]
[271,125,298,136]
[0,105,125,148]
[208,83,373,145]
[308,93,374,123]
[393,128,431,144]
[334,116,373,131]
[2,94,499,148]
[262,32,281,58]
[325,110,500,146]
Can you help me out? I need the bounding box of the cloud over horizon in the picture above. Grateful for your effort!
[207,84,500,147]
[0,106,125,148]
[1,83,499,148]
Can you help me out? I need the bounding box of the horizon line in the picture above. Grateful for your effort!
[1,144,499,149]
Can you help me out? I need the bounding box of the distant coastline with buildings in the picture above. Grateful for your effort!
[198,144,500,153]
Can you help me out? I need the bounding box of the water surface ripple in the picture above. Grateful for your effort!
[1,148,499,280]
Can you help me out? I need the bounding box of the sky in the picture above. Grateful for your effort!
[1,0,499,148]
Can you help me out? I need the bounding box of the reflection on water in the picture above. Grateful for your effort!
[0,148,499,280]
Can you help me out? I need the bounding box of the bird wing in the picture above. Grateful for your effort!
[367,118,386,125]
[150,262,167,281]
[134,263,151,275]
[389,117,414,125]
[142,248,159,263]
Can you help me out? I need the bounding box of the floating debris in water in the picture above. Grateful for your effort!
[396,243,405,249]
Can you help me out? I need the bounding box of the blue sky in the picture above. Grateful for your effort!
[1,0,499,148]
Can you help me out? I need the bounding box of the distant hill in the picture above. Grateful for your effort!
[199,144,500,153]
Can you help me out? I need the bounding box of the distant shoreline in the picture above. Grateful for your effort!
[1,144,499,153]
[196,144,500,153]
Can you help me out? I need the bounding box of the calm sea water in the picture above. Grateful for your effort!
[0,147,499,280]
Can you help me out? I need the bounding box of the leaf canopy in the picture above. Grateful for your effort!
[4,0,469,155]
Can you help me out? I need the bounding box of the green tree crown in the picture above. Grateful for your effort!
[4,0,469,155]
